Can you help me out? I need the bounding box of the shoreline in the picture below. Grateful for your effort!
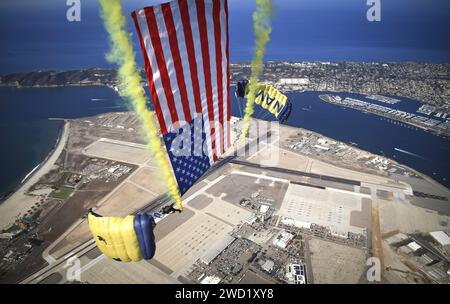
[0,122,64,203]
[0,121,70,230]
[0,85,447,231]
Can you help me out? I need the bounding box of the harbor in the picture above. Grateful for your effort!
[319,94,449,137]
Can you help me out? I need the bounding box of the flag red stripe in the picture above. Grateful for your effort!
[212,0,224,154]
[224,0,230,148]
[131,11,168,135]
[195,0,217,161]
[161,3,192,123]
[145,7,180,127]
[178,0,203,116]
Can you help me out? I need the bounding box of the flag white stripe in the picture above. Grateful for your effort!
[170,2,198,121]
[188,2,214,164]
[205,1,222,158]
[220,0,229,150]
[134,0,230,165]
[136,9,173,133]
[153,5,186,127]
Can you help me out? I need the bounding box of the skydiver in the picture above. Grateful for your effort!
[235,79,249,98]
[161,204,182,214]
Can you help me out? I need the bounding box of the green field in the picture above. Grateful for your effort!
[49,186,74,200]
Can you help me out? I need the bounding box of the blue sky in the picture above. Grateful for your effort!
[0,0,449,73]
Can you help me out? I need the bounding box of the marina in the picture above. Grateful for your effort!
[319,94,449,136]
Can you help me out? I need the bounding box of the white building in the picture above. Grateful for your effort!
[200,276,221,284]
[430,231,450,246]
[261,260,275,273]
[280,217,311,230]
[317,138,328,146]
[314,144,330,151]
[259,204,270,214]
[407,241,422,252]
[286,263,306,284]
[108,165,120,173]
[273,230,294,249]
[278,78,310,85]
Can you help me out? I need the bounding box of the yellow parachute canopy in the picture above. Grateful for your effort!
[254,83,289,119]
[236,80,292,122]
[88,213,142,262]
[88,212,157,262]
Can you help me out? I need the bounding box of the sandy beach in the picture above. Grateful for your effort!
[0,121,70,230]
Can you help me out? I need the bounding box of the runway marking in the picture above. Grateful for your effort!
[326,187,371,198]
[80,254,105,274]
[231,170,289,183]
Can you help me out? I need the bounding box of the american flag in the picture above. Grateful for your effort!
[132,0,230,195]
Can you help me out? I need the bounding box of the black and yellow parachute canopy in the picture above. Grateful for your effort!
[236,79,292,123]
[88,212,156,262]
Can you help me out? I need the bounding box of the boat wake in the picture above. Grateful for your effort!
[394,148,428,161]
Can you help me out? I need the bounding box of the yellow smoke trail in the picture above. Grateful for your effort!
[98,0,182,210]
[240,0,273,140]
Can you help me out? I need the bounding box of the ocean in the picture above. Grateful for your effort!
[0,86,126,199]
[1,0,450,74]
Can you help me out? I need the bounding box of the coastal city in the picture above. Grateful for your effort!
[0,108,448,284]
[1,0,450,298]
[229,61,450,108]
[2,61,449,138]
[1,60,450,284]
[2,62,450,111]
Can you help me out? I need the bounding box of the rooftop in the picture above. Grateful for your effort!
[430,231,450,246]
